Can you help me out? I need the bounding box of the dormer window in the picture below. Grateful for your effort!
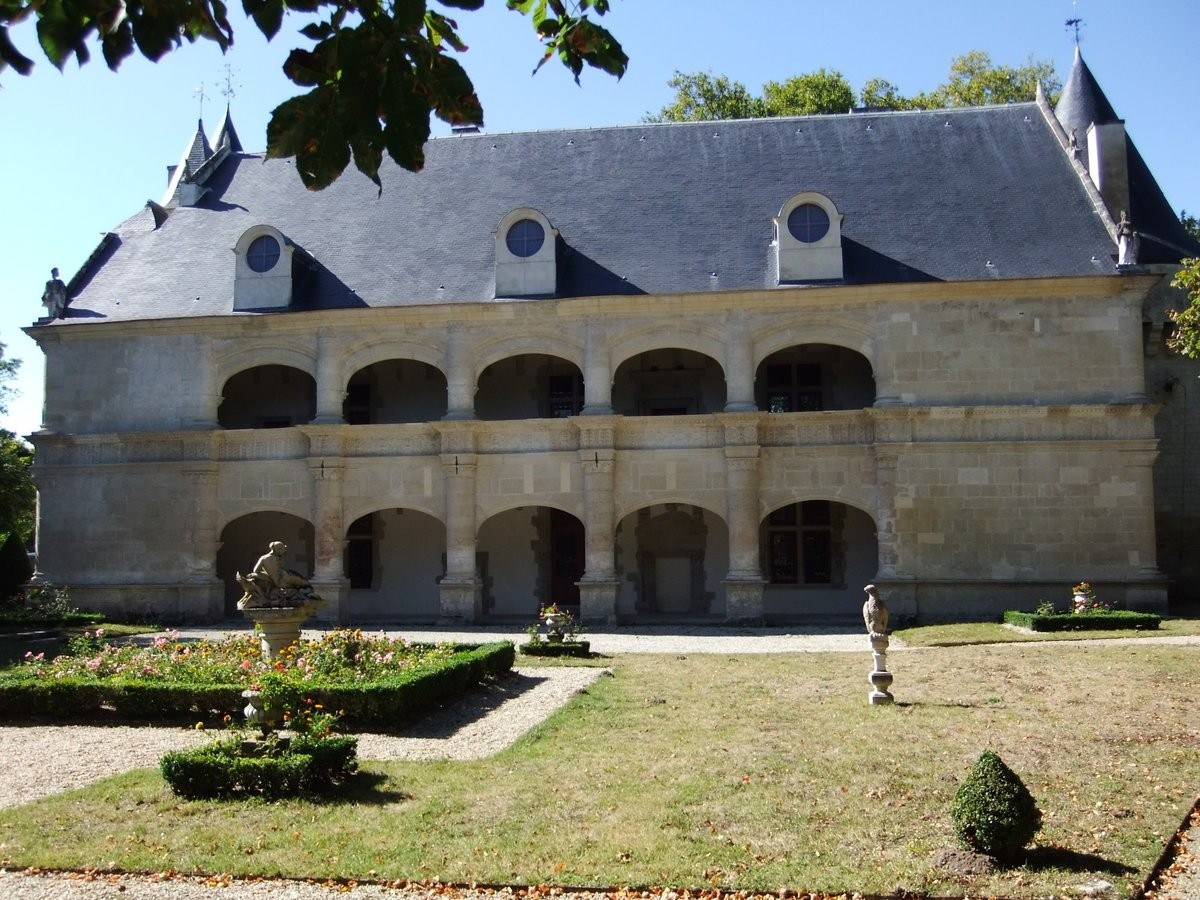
[234,225,294,311]
[775,193,844,283]
[495,208,557,297]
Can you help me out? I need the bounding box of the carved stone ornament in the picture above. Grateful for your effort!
[236,541,322,610]
[41,268,67,319]
[862,583,889,638]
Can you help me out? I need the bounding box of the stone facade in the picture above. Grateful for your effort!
[28,277,1177,623]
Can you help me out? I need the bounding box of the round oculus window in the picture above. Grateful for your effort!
[786,203,831,244]
[246,235,281,273]
[505,218,545,258]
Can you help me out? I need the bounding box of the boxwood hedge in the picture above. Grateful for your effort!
[1003,610,1161,632]
[160,733,358,800]
[0,641,514,730]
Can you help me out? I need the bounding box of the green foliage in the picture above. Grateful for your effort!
[0,638,514,727]
[519,639,589,657]
[1003,609,1161,632]
[761,69,855,116]
[160,733,358,800]
[0,0,626,191]
[1180,210,1200,242]
[0,530,32,599]
[649,51,1059,123]
[950,749,1042,861]
[1167,257,1200,358]
[645,71,763,123]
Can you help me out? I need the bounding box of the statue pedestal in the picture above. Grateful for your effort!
[868,634,894,705]
[239,604,319,661]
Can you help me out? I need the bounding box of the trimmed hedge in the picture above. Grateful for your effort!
[1003,610,1161,632]
[0,610,106,629]
[160,734,358,800]
[951,749,1042,861]
[519,640,591,658]
[0,641,514,730]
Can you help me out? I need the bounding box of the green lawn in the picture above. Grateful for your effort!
[893,616,1200,647]
[0,642,1195,898]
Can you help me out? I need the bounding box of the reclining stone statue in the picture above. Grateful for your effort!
[236,541,321,609]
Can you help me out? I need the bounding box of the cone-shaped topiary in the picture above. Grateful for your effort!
[0,531,32,601]
[950,749,1042,861]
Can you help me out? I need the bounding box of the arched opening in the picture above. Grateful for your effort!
[760,500,878,620]
[218,365,316,429]
[755,344,875,412]
[343,360,448,424]
[615,503,729,618]
[476,507,584,617]
[613,348,726,416]
[475,354,584,420]
[217,512,314,616]
[343,508,445,622]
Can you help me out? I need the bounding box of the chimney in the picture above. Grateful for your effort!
[1086,120,1130,224]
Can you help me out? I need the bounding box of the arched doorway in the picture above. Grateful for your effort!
[614,503,729,618]
[217,512,314,616]
[343,360,448,424]
[218,365,316,429]
[343,508,445,622]
[476,354,584,420]
[612,348,726,416]
[755,344,875,412]
[760,500,878,620]
[476,507,585,618]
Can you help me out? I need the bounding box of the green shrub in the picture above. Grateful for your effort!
[160,734,358,800]
[0,641,514,729]
[0,532,32,600]
[1003,609,1161,631]
[950,749,1042,861]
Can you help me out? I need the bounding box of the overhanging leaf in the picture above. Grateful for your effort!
[267,86,352,190]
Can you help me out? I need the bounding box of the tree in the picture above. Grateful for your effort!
[648,52,1060,123]
[0,347,34,544]
[0,0,627,191]
[645,71,763,123]
[761,69,855,117]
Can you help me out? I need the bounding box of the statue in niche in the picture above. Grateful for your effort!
[862,583,889,638]
[41,268,67,319]
[236,541,320,609]
[1117,210,1140,266]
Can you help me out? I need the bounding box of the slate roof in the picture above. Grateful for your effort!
[55,101,1131,325]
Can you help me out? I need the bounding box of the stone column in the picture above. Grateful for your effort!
[443,324,475,420]
[581,320,614,415]
[871,445,917,621]
[188,335,221,429]
[312,330,346,424]
[182,459,223,619]
[722,415,764,622]
[308,451,350,624]
[438,422,481,620]
[1123,443,1168,610]
[723,310,757,412]
[576,420,619,621]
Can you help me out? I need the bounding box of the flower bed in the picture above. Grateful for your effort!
[0,629,514,730]
[1003,610,1161,632]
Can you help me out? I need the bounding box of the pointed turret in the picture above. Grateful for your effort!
[1054,48,1200,264]
[213,105,244,153]
[163,119,214,207]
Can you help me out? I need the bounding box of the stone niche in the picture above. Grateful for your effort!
[632,505,712,615]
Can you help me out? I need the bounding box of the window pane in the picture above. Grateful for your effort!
[786,204,831,243]
[505,219,545,258]
[802,532,832,583]
[769,531,798,583]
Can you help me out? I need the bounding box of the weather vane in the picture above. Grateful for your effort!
[221,63,239,104]
[1066,0,1084,45]
[194,81,206,119]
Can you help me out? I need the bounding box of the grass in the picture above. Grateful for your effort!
[0,642,1197,898]
[894,615,1200,647]
[0,622,159,668]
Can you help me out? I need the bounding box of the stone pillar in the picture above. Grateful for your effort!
[312,330,346,424]
[723,310,757,412]
[871,446,917,622]
[308,452,350,624]
[182,455,223,619]
[188,335,221,429]
[577,421,619,622]
[722,415,764,622]
[581,320,614,415]
[443,324,475,420]
[438,422,481,620]
[1123,443,1168,611]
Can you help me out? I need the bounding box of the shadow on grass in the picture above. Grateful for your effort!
[311,771,410,806]
[1021,845,1137,876]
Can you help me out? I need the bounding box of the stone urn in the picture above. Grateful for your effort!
[543,611,565,643]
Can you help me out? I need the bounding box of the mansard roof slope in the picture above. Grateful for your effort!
[56,103,1123,325]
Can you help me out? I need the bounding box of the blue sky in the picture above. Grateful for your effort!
[2,0,1196,437]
